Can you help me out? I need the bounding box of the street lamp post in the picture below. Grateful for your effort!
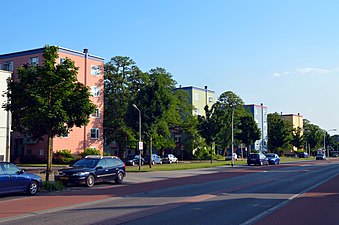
[231,108,234,167]
[132,104,142,171]
[324,128,336,157]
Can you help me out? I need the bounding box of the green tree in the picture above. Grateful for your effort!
[132,68,178,167]
[215,91,245,156]
[4,45,95,181]
[236,112,261,154]
[291,126,305,150]
[197,105,222,163]
[104,56,142,158]
[267,113,292,154]
[303,119,323,152]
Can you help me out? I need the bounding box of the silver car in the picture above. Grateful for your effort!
[163,154,179,164]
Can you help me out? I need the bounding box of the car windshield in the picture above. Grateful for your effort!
[73,158,99,168]
[249,154,259,159]
[125,155,135,160]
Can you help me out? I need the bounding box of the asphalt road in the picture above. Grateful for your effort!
[0,159,338,225]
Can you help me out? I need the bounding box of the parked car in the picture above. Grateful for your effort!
[225,153,238,161]
[265,153,280,165]
[54,155,126,187]
[316,154,326,160]
[144,154,163,165]
[298,152,309,158]
[162,154,179,164]
[123,154,144,166]
[247,153,269,166]
[0,162,42,196]
[330,152,339,157]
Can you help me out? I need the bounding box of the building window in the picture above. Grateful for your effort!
[194,93,199,101]
[60,58,66,64]
[91,86,100,97]
[60,132,69,138]
[91,108,100,118]
[90,128,100,139]
[91,65,100,76]
[40,149,44,156]
[208,97,213,103]
[3,61,13,71]
[30,57,39,65]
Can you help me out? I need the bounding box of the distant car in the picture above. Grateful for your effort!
[0,162,42,196]
[265,153,280,165]
[330,152,339,157]
[123,154,144,166]
[54,155,126,187]
[163,154,179,164]
[298,152,309,158]
[225,153,238,161]
[316,154,326,160]
[247,153,269,166]
[144,154,163,165]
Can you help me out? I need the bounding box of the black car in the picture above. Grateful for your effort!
[247,153,269,166]
[54,155,126,187]
[123,154,144,166]
[298,152,309,158]
[0,162,42,196]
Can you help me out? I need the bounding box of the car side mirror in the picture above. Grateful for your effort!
[16,169,24,174]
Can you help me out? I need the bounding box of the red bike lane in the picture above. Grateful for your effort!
[0,168,250,220]
[255,173,339,225]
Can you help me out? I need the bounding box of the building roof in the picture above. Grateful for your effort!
[0,46,104,61]
[174,85,215,93]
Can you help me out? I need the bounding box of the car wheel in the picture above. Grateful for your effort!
[260,161,263,166]
[115,172,124,184]
[132,161,135,166]
[26,181,39,196]
[152,160,155,165]
[86,175,95,187]
[169,160,172,164]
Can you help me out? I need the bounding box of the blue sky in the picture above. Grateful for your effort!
[2,0,339,133]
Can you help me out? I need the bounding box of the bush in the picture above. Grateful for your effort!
[193,147,211,160]
[53,149,75,164]
[80,148,101,157]
[42,181,64,192]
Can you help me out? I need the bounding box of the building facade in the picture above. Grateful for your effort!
[244,103,268,152]
[0,47,104,161]
[174,86,215,116]
[281,113,303,132]
[0,70,11,162]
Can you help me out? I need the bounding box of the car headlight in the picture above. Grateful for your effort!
[54,171,63,176]
[73,172,90,176]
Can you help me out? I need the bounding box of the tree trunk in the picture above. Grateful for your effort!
[149,136,152,168]
[210,143,213,164]
[46,134,53,181]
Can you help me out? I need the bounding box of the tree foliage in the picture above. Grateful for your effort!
[236,111,261,153]
[291,126,305,150]
[267,113,292,153]
[4,45,95,180]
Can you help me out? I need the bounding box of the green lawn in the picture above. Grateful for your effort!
[125,157,314,172]
[19,157,314,173]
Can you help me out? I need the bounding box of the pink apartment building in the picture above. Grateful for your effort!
[0,46,104,162]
